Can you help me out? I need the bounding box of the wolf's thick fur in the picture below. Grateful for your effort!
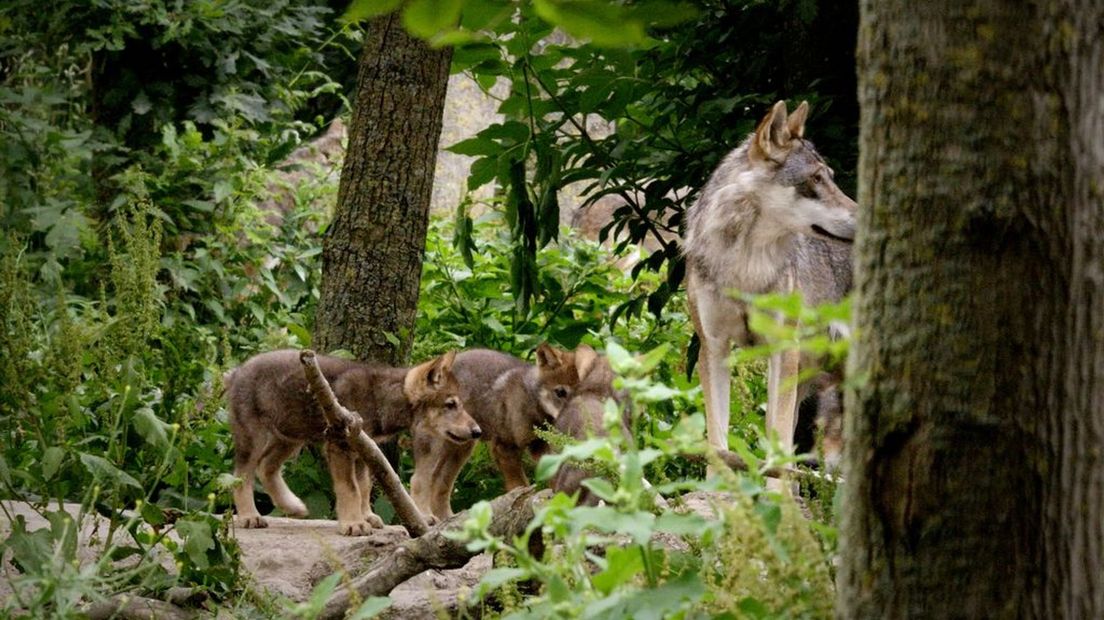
[409,344,594,520]
[226,349,479,535]
[684,100,855,460]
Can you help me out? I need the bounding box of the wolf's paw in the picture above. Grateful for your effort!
[339,520,373,536]
[239,515,268,529]
[364,513,385,529]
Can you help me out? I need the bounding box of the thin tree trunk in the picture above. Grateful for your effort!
[314,15,452,364]
[838,1,1103,617]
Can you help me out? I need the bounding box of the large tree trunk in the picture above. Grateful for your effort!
[838,1,1103,617]
[314,15,452,364]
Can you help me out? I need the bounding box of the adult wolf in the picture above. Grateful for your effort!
[683,100,855,460]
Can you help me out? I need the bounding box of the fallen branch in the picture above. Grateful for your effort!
[299,350,429,537]
[82,595,196,620]
[319,486,546,620]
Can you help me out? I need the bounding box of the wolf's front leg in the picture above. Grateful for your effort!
[354,458,384,529]
[326,444,373,536]
[491,442,529,490]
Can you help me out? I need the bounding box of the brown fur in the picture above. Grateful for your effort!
[548,353,630,504]
[409,343,593,520]
[226,349,478,535]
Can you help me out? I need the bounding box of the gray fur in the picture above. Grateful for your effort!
[683,100,855,459]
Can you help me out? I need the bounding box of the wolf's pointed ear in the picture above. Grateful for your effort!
[428,350,457,388]
[751,100,792,162]
[787,101,809,139]
[574,344,598,381]
[405,351,456,398]
[535,343,563,370]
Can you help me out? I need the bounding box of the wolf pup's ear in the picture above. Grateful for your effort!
[535,343,564,370]
[574,344,598,381]
[786,101,809,139]
[751,100,793,162]
[405,350,457,399]
[428,350,457,388]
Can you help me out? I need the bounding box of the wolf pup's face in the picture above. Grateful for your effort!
[406,351,482,444]
[749,100,857,243]
[534,343,599,419]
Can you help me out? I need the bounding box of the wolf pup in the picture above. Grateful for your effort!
[683,100,855,460]
[409,343,593,520]
[226,349,480,535]
[548,353,630,505]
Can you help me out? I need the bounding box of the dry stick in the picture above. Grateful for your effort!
[298,350,429,538]
[319,486,546,620]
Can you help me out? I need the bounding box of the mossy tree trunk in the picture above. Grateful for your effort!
[314,15,452,365]
[838,0,1103,617]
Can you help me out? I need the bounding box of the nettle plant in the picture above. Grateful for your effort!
[451,340,837,619]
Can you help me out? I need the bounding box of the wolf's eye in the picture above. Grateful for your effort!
[445,398,458,410]
[554,386,568,399]
[812,174,822,185]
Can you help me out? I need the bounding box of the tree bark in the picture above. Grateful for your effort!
[838,1,1103,617]
[314,15,452,364]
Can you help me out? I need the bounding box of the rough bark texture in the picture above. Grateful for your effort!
[319,487,545,620]
[838,1,1103,617]
[314,16,452,364]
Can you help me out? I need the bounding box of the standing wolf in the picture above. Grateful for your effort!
[683,100,855,459]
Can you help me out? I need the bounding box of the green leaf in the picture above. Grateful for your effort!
[402,0,462,38]
[41,447,64,481]
[580,478,617,502]
[654,511,709,536]
[342,0,405,22]
[348,597,392,620]
[473,567,527,600]
[636,342,670,374]
[175,518,216,570]
[532,0,647,47]
[571,506,655,544]
[80,453,142,490]
[133,406,171,449]
[0,454,10,486]
[591,545,643,594]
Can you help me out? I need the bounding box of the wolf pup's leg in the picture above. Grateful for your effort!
[232,430,268,528]
[325,443,372,536]
[257,438,309,518]
[491,442,529,490]
[431,440,475,521]
[354,458,384,528]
